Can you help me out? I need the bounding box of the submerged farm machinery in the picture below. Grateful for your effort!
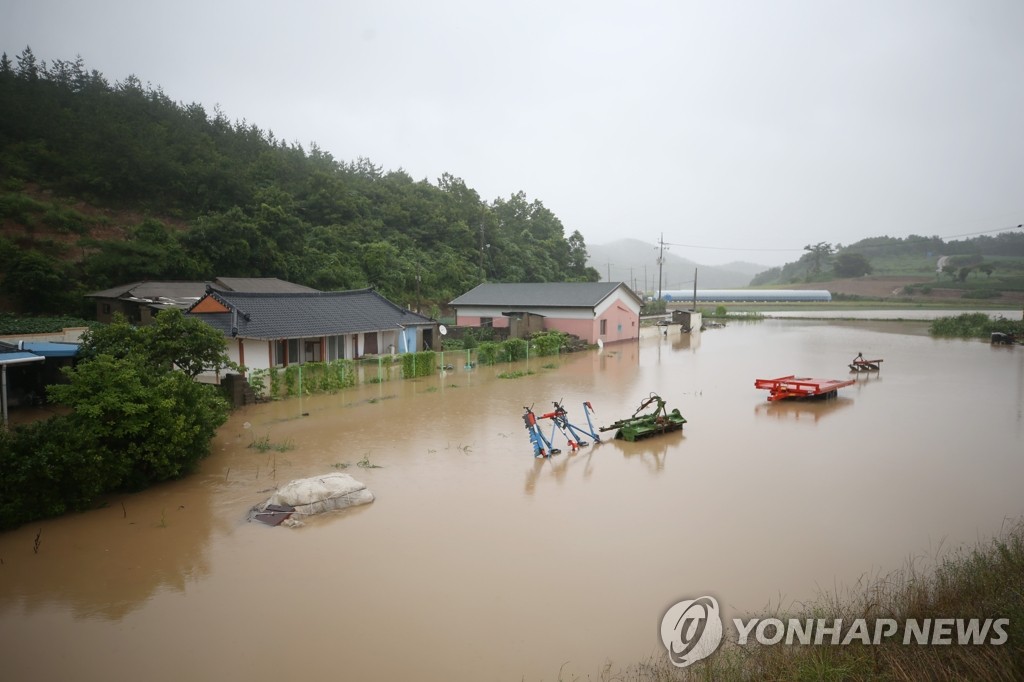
[597,393,686,442]
[523,394,687,457]
[522,400,601,458]
[754,375,855,401]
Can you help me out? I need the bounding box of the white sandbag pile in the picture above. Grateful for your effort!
[250,473,374,527]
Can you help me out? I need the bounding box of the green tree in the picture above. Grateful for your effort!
[0,309,231,528]
[1,249,74,313]
[803,242,834,274]
[79,309,234,377]
[48,353,229,488]
[833,252,873,277]
[566,230,600,281]
[81,219,204,287]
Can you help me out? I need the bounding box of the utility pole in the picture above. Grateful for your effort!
[656,233,669,301]
[692,267,697,311]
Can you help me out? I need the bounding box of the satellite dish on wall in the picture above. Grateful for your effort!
[597,338,604,350]
[439,324,448,335]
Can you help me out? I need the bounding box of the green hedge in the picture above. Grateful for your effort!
[249,359,359,400]
[401,350,437,378]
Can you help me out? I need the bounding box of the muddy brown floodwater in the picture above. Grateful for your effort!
[1,319,1022,681]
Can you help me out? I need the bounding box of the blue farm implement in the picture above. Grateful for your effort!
[523,401,601,458]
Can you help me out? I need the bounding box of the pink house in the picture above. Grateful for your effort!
[449,282,641,345]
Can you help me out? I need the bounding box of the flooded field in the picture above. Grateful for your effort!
[761,308,1023,320]
[1,318,1022,681]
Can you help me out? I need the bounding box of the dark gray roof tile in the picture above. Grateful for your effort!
[189,288,434,339]
[449,282,639,308]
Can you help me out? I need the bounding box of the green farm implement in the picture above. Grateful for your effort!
[599,393,686,442]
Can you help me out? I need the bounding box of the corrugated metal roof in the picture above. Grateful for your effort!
[212,277,320,293]
[20,342,80,358]
[87,278,320,300]
[449,282,639,308]
[0,350,46,365]
[87,281,208,300]
[188,288,435,340]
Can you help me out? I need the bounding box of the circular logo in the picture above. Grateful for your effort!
[660,596,724,668]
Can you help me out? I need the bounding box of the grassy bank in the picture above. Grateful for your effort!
[929,312,1024,340]
[708,301,1024,313]
[602,519,1024,681]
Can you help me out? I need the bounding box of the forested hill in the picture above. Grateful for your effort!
[0,47,599,316]
[750,231,1024,287]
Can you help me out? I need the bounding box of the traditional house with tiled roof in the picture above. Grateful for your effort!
[449,282,641,344]
[186,287,437,375]
[86,278,319,324]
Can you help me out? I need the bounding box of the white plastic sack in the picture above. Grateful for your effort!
[252,473,374,524]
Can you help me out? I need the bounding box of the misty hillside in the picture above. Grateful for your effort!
[586,239,770,291]
[0,48,601,316]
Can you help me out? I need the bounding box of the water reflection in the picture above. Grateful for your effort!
[523,449,597,494]
[602,430,683,473]
[754,396,856,422]
[672,329,701,351]
[522,428,684,493]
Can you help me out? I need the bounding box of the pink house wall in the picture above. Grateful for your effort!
[544,318,596,343]
[455,315,510,328]
[597,303,638,343]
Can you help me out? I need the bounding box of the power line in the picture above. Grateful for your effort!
[662,241,801,252]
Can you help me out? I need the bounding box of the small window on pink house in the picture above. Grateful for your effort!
[600,319,607,335]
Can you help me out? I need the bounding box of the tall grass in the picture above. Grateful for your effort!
[929,313,1024,339]
[601,518,1024,681]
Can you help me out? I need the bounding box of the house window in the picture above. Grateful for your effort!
[481,317,493,328]
[304,340,322,363]
[274,340,286,366]
[600,319,607,335]
[328,336,337,361]
[288,339,300,364]
[101,303,111,314]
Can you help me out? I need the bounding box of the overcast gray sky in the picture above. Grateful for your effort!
[3,0,1023,266]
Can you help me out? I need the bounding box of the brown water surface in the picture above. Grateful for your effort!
[1,319,1022,681]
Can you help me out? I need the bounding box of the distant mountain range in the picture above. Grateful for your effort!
[586,239,770,292]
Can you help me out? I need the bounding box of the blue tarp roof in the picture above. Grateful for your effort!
[20,342,80,358]
[0,351,46,365]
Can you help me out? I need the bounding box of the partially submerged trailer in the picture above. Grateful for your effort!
[754,375,855,402]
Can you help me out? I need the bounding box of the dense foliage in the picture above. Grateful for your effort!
[0,309,231,530]
[0,47,600,316]
[929,312,1024,339]
[0,313,97,334]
